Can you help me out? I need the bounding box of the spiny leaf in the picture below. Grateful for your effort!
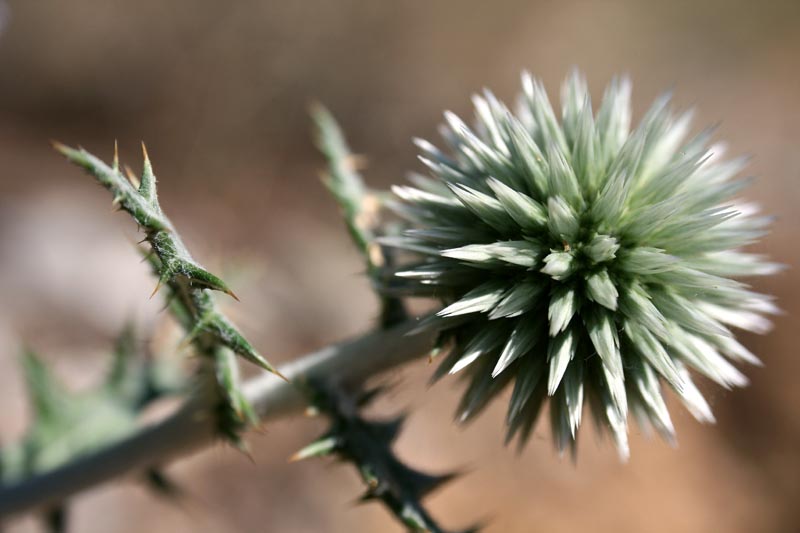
[21,350,67,423]
[188,305,283,377]
[2,325,187,531]
[57,142,285,447]
[294,382,475,533]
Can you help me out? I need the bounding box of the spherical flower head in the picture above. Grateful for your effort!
[385,71,779,459]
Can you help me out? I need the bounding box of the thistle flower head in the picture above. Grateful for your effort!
[386,71,779,458]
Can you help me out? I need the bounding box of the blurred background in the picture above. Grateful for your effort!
[0,1,798,531]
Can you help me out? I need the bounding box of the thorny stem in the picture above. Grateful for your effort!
[53,142,286,448]
[0,318,437,518]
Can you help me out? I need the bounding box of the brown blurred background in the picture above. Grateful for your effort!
[0,1,798,531]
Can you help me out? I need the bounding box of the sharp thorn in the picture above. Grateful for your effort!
[113,140,120,171]
[272,367,289,382]
[149,278,164,299]
[125,164,140,188]
[225,289,241,302]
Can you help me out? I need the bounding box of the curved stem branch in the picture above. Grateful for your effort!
[0,319,437,518]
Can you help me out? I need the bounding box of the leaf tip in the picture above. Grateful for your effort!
[50,139,69,155]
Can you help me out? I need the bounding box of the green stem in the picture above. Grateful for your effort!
[0,318,437,518]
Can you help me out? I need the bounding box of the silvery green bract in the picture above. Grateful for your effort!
[385,71,779,458]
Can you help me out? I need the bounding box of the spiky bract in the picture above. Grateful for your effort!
[386,72,778,458]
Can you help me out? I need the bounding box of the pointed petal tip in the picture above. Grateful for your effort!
[411,136,429,149]
[617,447,631,463]
[287,450,306,463]
[307,99,326,117]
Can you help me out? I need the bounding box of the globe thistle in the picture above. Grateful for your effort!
[384,71,779,459]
